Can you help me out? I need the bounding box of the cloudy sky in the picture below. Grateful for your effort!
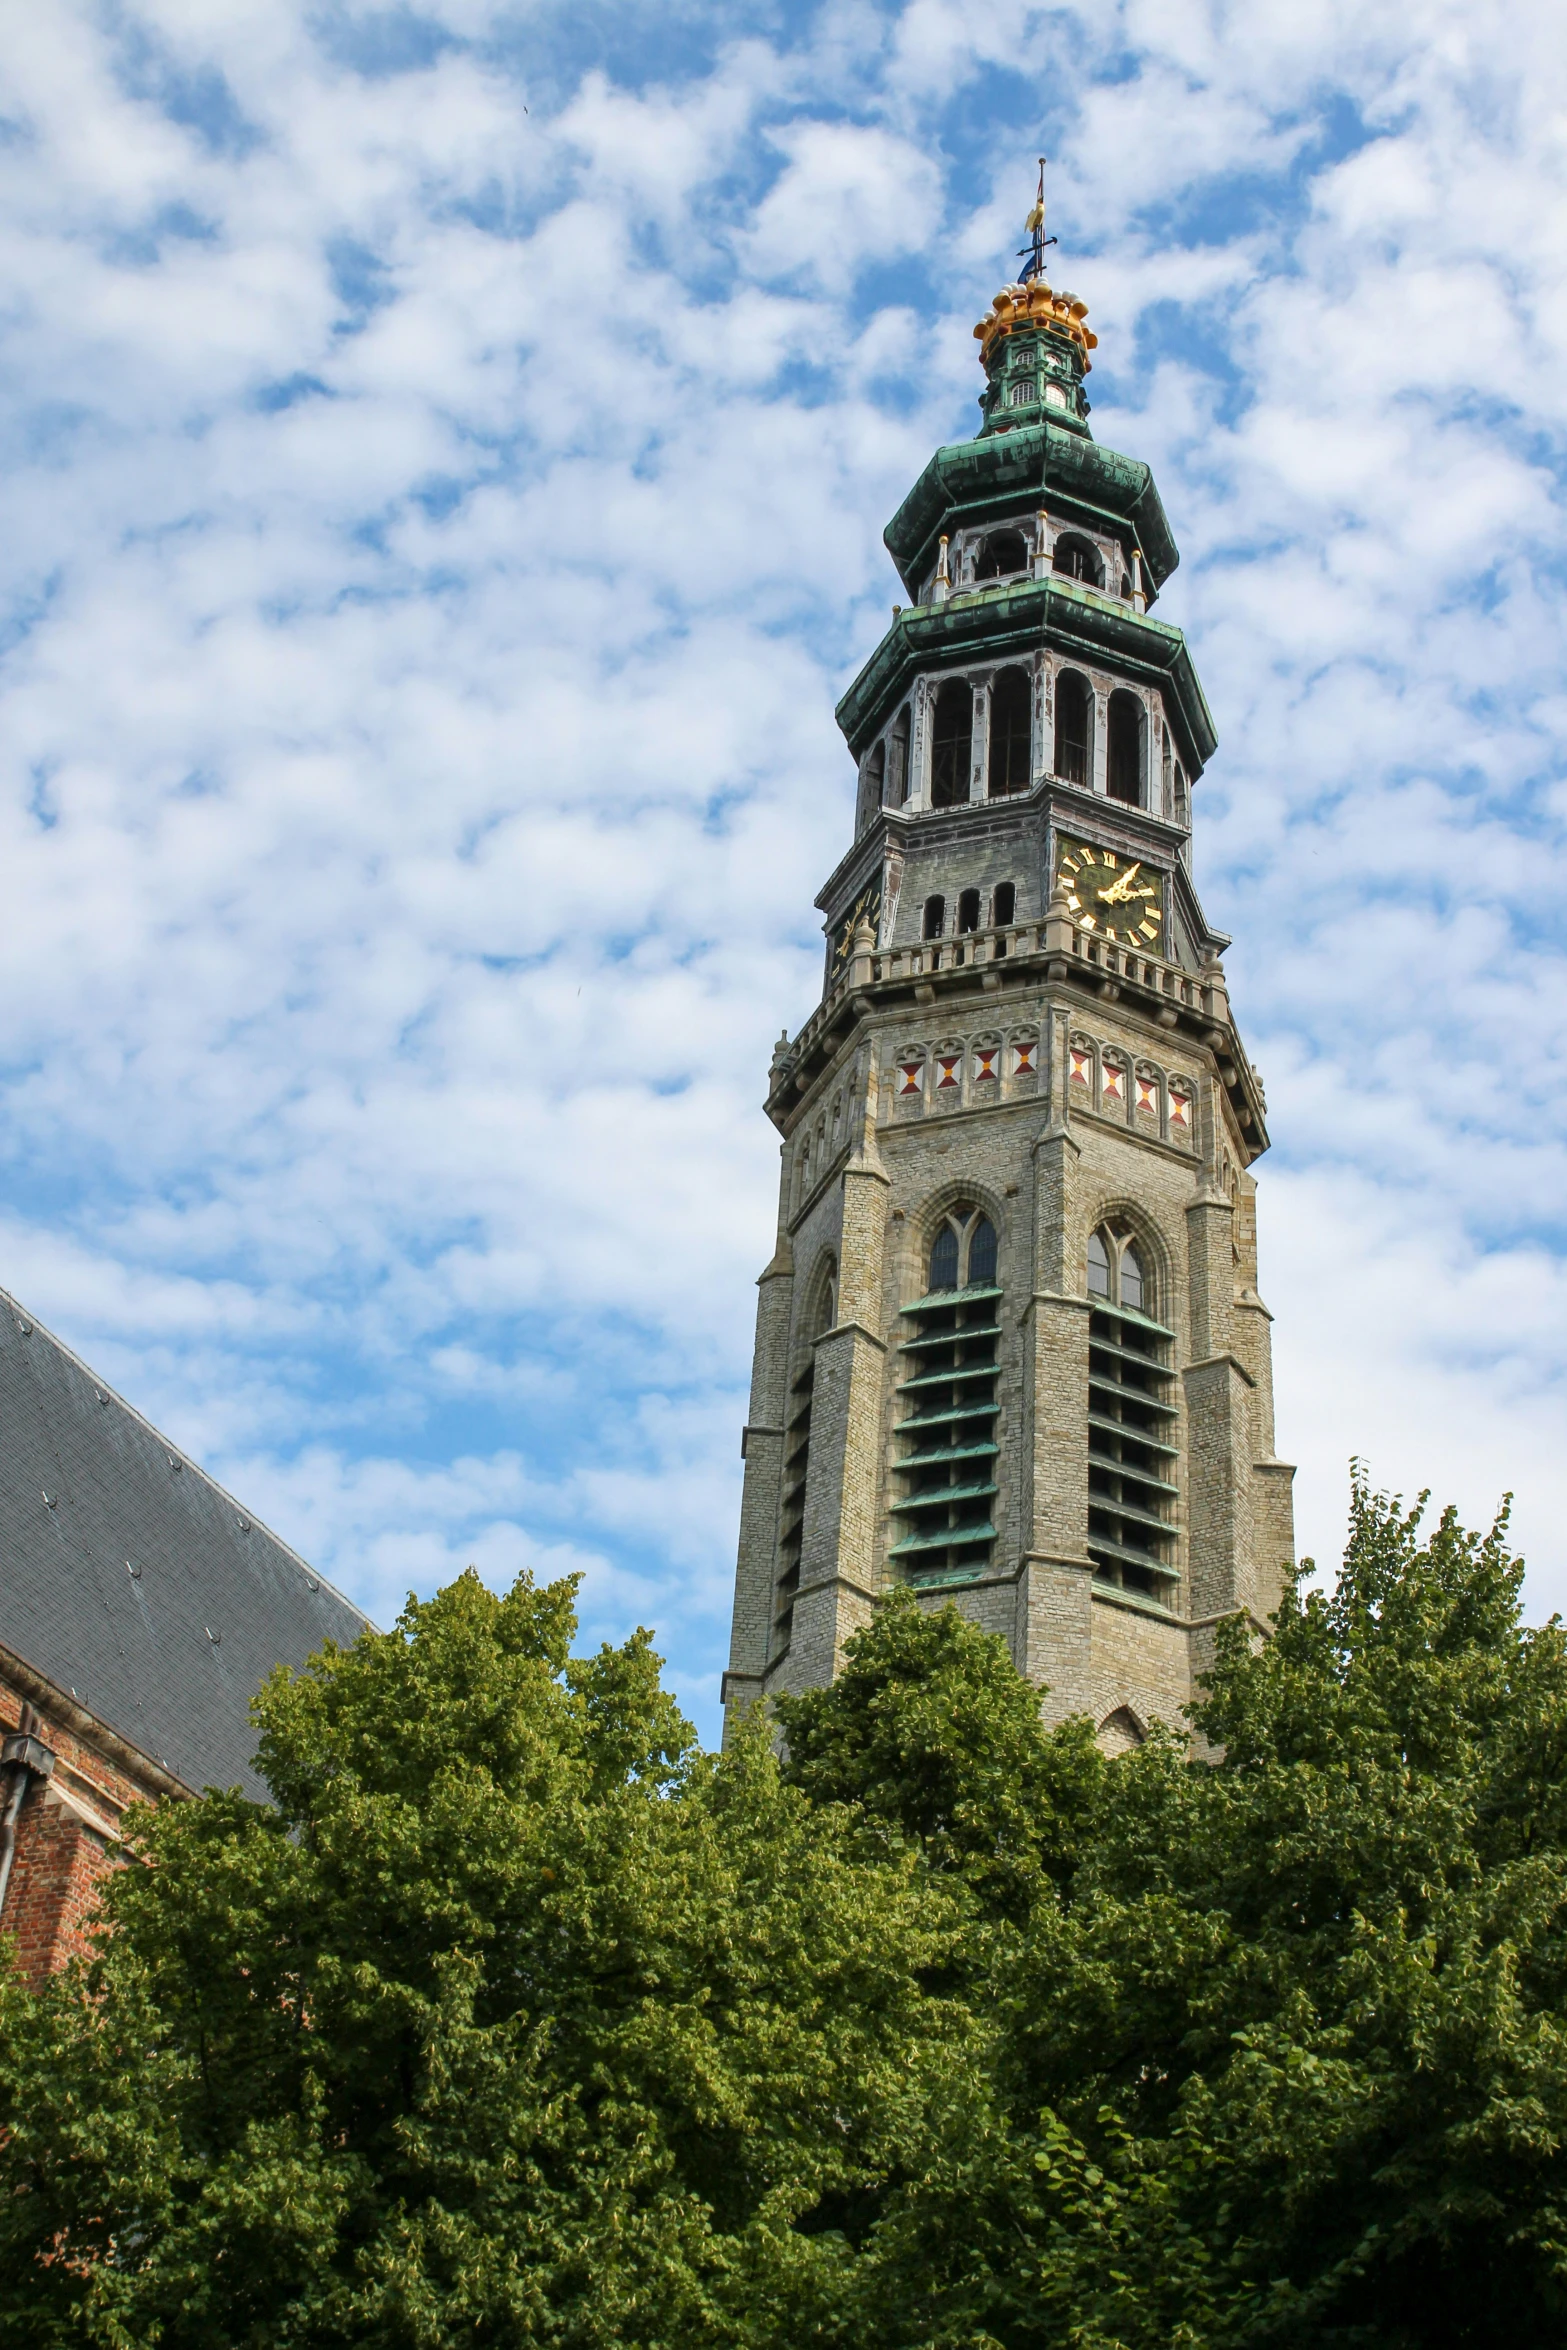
[3,1,1565,1735]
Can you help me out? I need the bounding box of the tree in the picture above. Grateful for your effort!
[4,1478,1565,2350]
[0,1569,974,2348]
[832,1478,1567,2347]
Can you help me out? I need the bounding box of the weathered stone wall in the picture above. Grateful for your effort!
[723,947,1294,1747]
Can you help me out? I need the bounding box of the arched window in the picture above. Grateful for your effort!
[1085,1223,1177,1607]
[888,707,911,806]
[863,741,885,825]
[976,530,1029,580]
[1054,669,1091,787]
[1097,1707,1145,1756]
[957,888,981,933]
[923,894,945,940]
[896,1202,1003,1588]
[994,881,1016,926]
[931,680,973,808]
[1053,534,1101,586]
[929,1223,960,1292]
[1107,690,1143,806]
[968,1215,997,1287]
[988,665,1032,797]
[1007,380,1034,408]
[1120,572,1133,599]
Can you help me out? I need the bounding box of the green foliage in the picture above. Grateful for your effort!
[775,1589,1105,1920]
[4,1476,1567,2348]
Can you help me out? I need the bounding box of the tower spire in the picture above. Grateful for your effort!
[1017,155,1057,283]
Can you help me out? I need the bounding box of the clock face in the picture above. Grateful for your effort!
[1056,838,1164,949]
[832,883,882,967]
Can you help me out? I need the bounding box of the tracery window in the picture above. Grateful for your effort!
[1085,1225,1178,1608]
[891,1205,1002,1590]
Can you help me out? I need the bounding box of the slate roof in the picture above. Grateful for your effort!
[0,1284,370,1798]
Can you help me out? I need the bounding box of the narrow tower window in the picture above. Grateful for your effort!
[892,1204,1002,1590]
[1054,670,1091,787]
[923,894,945,941]
[1085,1226,1178,1607]
[957,888,981,933]
[976,530,1029,579]
[988,666,1032,797]
[993,881,1016,926]
[773,1262,837,1652]
[863,741,885,825]
[968,1215,997,1286]
[1053,534,1101,585]
[889,707,911,806]
[1107,690,1144,806]
[929,1224,960,1292]
[931,680,973,808]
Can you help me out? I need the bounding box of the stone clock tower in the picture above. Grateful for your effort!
[722,219,1294,1749]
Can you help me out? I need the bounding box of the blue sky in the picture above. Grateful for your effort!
[3,0,1565,1739]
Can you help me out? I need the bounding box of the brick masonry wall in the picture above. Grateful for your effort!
[0,1659,177,1982]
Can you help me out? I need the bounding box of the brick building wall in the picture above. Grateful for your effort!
[0,1645,186,1982]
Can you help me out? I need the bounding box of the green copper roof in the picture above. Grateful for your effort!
[834,575,1217,772]
[884,417,1179,600]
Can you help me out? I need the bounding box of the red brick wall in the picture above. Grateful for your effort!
[0,1663,181,1983]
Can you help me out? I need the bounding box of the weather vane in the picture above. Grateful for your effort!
[1017,156,1057,283]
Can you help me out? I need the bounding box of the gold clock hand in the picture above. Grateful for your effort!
[1101,860,1143,903]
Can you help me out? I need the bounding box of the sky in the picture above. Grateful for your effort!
[3,0,1565,1739]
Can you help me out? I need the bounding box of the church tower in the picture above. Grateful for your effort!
[722,203,1294,1748]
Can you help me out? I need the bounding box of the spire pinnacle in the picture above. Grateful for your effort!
[1017,156,1057,284]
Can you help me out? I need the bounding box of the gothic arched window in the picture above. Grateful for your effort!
[894,1203,1003,1589]
[968,1215,997,1287]
[976,530,1029,579]
[1085,1224,1178,1608]
[1054,669,1091,787]
[923,894,945,941]
[1107,690,1144,806]
[929,1223,960,1292]
[931,681,973,807]
[988,666,1032,797]
[1053,534,1101,586]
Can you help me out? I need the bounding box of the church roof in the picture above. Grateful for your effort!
[0,1284,370,1799]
